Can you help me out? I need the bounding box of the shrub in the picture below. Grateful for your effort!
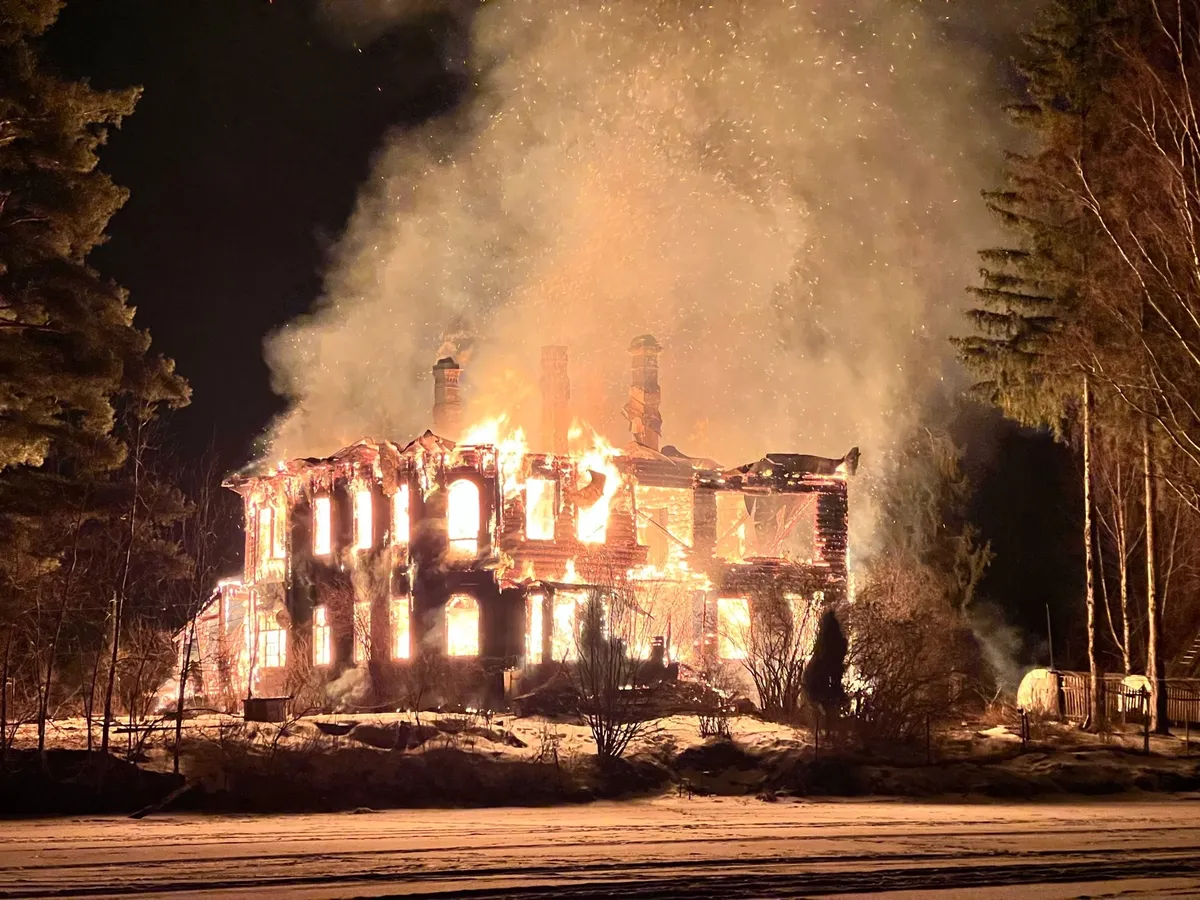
[847,556,972,748]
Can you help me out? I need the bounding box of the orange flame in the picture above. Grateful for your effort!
[461,414,530,499]
[569,420,621,544]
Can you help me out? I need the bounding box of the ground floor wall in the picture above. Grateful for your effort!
[181,562,844,715]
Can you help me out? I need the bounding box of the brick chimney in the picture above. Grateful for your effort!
[432,357,463,439]
[540,345,570,455]
[625,334,662,451]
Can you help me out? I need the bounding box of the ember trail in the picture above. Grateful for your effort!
[197,335,857,709]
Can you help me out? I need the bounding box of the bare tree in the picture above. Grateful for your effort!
[1083,376,1104,729]
[100,411,149,758]
[116,621,175,754]
[33,501,88,760]
[569,583,660,762]
[723,571,821,723]
[1072,2,1200,729]
[696,659,738,739]
[849,555,972,747]
[398,644,449,729]
[170,451,237,774]
[1095,429,1143,673]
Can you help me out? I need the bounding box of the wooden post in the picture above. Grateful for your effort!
[1143,688,1151,755]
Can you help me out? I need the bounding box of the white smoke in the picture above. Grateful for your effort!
[325,665,373,712]
[267,0,1012,494]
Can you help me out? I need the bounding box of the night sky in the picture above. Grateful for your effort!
[37,0,1084,665]
[43,0,469,468]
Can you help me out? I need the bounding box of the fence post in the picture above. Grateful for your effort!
[1186,714,1191,756]
[1143,687,1151,755]
[814,707,820,759]
[1020,708,1029,751]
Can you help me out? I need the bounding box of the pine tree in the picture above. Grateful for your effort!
[0,0,164,471]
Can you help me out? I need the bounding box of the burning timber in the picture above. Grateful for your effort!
[186,335,857,711]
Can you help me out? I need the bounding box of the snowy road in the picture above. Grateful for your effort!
[3,798,1200,898]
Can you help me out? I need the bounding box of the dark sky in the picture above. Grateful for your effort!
[42,0,468,468]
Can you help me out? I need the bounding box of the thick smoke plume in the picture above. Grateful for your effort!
[267,0,1014,474]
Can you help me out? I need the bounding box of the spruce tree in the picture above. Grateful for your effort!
[803,608,847,722]
[954,0,1134,728]
[954,0,1127,425]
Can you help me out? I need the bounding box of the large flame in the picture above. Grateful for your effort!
[569,420,621,544]
[461,414,530,499]
[525,476,555,540]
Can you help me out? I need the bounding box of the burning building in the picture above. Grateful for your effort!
[187,335,857,711]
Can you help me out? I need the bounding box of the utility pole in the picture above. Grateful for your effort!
[1046,603,1056,670]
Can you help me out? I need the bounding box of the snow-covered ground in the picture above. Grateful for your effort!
[17,709,1192,767]
[3,798,1200,898]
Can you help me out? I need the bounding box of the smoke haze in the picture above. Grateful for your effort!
[266,0,1022,477]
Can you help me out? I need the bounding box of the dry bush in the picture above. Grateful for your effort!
[570,586,660,762]
[532,720,563,765]
[696,660,738,739]
[724,574,820,723]
[283,637,328,718]
[848,556,973,748]
[116,623,175,723]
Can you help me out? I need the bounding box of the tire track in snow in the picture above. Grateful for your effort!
[4,845,1200,898]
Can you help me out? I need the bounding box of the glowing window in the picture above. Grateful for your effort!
[527,593,544,665]
[551,591,585,662]
[271,508,286,558]
[256,508,275,572]
[717,597,750,660]
[392,484,410,545]
[354,489,373,551]
[313,605,331,666]
[445,593,479,657]
[353,599,371,664]
[525,478,555,541]
[391,595,411,660]
[447,479,481,556]
[259,624,286,669]
[313,496,331,556]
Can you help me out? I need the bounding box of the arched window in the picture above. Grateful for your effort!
[445,594,479,657]
[446,479,481,556]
